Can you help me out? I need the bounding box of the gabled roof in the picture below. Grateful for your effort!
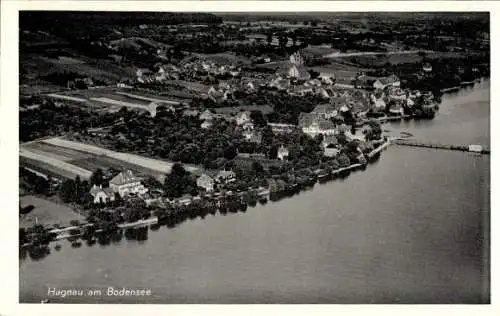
[377,74,400,85]
[109,170,141,186]
[317,119,336,130]
[293,86,314,93]
[356,75,377,84]
[312,103,337,114]
[216,170,236,178]
[323,135,339,146]
[298,112,314,127]
[89,185,114,197]
[197,173,214,182]
[236,111,251,119]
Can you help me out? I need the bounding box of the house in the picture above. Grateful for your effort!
[290,86,314,96]
[422,62,433,73]
[183,109,200,117]
[200,109,216,121]
[311,103,338,119]
[289,51,304,65]
[178,194,193,205]
[136,68,153,83]
[89,184,115,204]
[196,174,215,192]
[270,78,291,91]
[317,88,330,99]
[287,64,311,80]
[277,145,289,160]
[241,121,255,131]
[354,75,377,90]
[201,120,213,129]
[243,130,262,143]
[324,147,339,158]
[268,123,298,134]
[236,111,252,125]
[215,170,236,183]
[373,75,401,90]
[299,113,336,136]
[388,99,404,115]
[109,170,148,198]
[322,135,339,148]
[305,79,322,87]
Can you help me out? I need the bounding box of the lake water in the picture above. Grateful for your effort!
[19,80,490,304]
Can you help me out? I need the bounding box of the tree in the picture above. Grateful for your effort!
[59,179,75,203]
[266,33,273,46]
[223,145,237,160]
[163,163,196,199]
[250,110,267,127]
[337,153,351,168]
[308,69,320,79]
[252,161,264,175]
[269,145,279,160]
[90,168,104,186]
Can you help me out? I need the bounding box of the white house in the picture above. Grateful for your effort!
[109,170,148,198]
[196,174,215,192]
[236,111,252,125]
[373,75,401,90]
[201,120,213,129]
[200,109,215,121]
[324,147,339,158]
[277,145,289,160]
[215,170,236,183]
[89,185,115,204]
[423,62,433,73]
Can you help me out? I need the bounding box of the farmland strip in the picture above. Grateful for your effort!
[89,97,150,110]
[47,94,88,103]
[42,138,200,175]
[20,148,92,179]
[115,92,181,105]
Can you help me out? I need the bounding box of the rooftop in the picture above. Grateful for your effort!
[109,170,141,186]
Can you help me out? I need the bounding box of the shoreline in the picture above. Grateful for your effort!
[21,140,392,248]
[440,77,485,93]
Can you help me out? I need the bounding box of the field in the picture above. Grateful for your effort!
[193,52,251,65]
[20,148,93,180]
[43,138,200,174]
[22,142,97,161]
[44,88,185,112]
[115,92,181,105]
[20,139,182,181]
[89,97,150,110]
[20,54,136,86]
[19,195,84,229]
[46,94,88,103]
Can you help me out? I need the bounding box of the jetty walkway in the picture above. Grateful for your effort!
[392,139,490,155]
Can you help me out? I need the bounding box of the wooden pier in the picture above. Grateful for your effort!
[392,139,490,155]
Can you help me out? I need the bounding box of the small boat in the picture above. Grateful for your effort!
[41,299,50,304]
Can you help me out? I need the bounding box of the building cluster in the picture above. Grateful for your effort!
[89,169,148,204]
